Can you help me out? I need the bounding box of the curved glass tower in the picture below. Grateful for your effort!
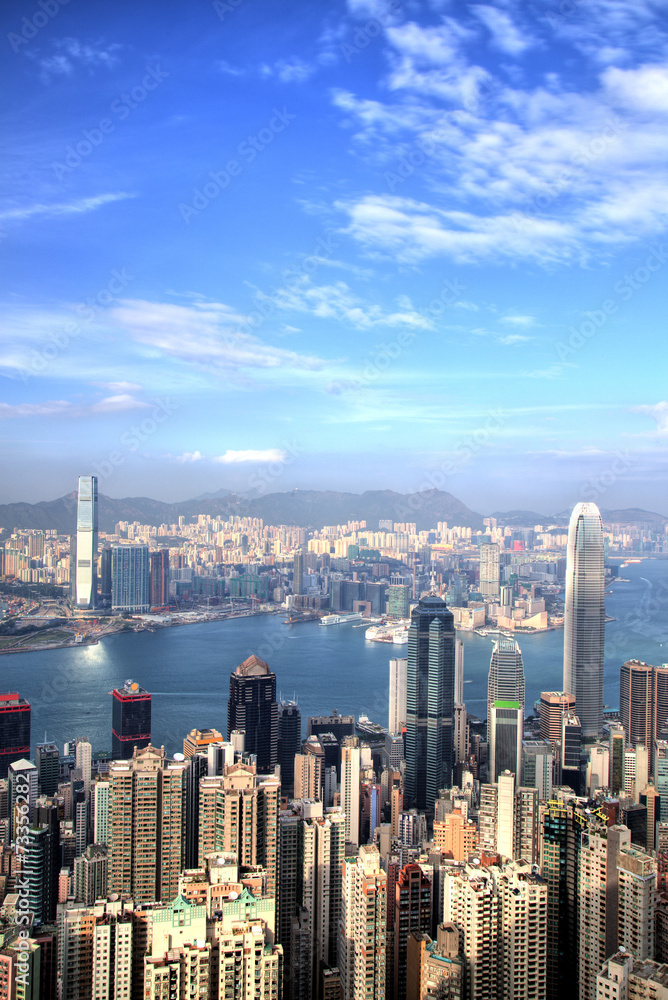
[563,502,605,738]
[487,637,525,782]
[404,595,455,811]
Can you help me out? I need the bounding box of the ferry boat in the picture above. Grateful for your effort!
[319,612,364,626]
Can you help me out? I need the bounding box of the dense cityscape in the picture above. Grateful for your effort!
[0,477,665,997]
[3,0,667,996]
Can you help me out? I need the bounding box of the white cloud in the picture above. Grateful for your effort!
[0,400,75,419]
[471,6,536,55]
[175,451,204,463]
[602,65,668,113]
[501,315,537,326]
[90,394,149,413]
[261,276,434,330]
[631,401,668,435]
[498,333,533,345]
[214,449,288,464]
[0,193,134,223]
[109,298,328,373]
[35,37,122,82]
[92,381,143,393]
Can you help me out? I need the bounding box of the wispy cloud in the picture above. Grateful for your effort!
[0,193,134,223]
[33,37,122,82]
[471,6,536,56]
[110,298,329,374]
[214,449,288,464]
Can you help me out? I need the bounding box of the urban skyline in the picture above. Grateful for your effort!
[2,0,668,512]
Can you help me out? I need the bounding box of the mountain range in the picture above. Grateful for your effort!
[0,489,665,535]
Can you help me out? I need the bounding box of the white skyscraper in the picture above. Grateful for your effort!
[563,502,605,738]
[388,657,407,735]
[454,638,467,764]
[487,638,525,783]
[75,475,98,609]
[479,542,500,598]
[340,741,361,847]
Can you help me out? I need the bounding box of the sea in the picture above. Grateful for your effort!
[4,558,668,757]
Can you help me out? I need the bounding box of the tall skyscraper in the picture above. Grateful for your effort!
[111,679,151,760]
[227,654,279,774]
[149,548,170,608]
[75,475,98,609]
[404,594,456,811]
[111,543,150,613]
[388,657,407,736]
[479,542,500,598]
[487,637,525,783]
[0,692,30,779]
[340,738,361,847]
[563,501,605,738]
[36,742,59,797]
[278,700,301,798]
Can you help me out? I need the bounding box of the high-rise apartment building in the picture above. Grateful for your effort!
[563,502,605,738]
[111,543,150,613]
[0,692,30,780]
[442,859,547,1000]
[111,679,151,760]
[227,654,279,774]
[479,542,500,598]
[197,763,280,898]
[107,745,187,905]
[394,863,432,1000]
[487,637,525,783]
[339,845,387,1000]
[75,475,98,609]
[577,824,630,1000]
[278,801,345,999]
[617,845,656,961]
[522,739,553,800]
[148,548,170,608]
[182,727,223,758]
[340,739,361,847]
[405,595,455,811]
[619,661,668,771]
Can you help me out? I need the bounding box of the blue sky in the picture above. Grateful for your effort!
[2,0,667,514]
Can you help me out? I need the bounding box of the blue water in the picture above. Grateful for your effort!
[4,559,667,756]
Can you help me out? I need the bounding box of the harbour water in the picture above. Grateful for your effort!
[6,558,668,755]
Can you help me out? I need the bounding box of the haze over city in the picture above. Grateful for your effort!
[2,0,667,509]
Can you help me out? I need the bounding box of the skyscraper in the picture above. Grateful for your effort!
[563,501,605,738]
[404,595,456,811]
[75,475,98,609]
[388,656,407,736]
[479,542,500,598]
[111,543,150,613]
[227,654,278,774]
[339,846,387,1000]
[278,700,301,798]
[149,548,170,608]
[111,679,151,760]
[107,745,187,905]
[487,637,525,783]
[0,692,30,780]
